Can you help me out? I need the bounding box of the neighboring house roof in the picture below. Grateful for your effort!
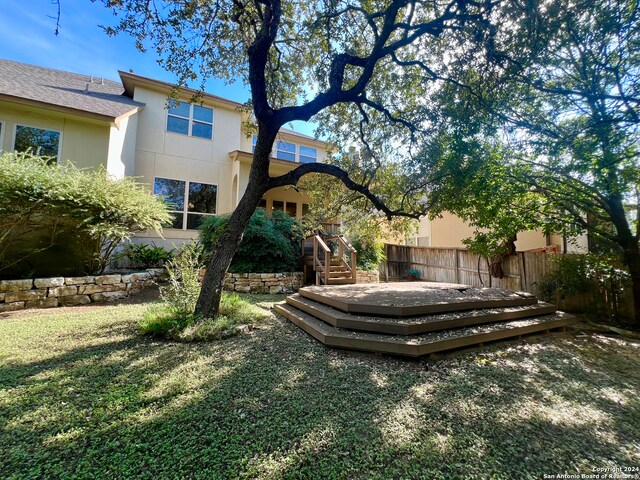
[0,58,143,122]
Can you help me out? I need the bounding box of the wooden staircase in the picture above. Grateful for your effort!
[303,233,357,285]
[274,283,577,357]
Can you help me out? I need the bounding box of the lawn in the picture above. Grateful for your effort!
[1,294,639,479]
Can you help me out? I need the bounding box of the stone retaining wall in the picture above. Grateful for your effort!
[221,272,304,294]
[356,269,379,284]
[0,269,166,313]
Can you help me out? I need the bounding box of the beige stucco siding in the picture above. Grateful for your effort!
[0,100,111,169]
[106,114,138,178]
[131,87,243,240]
[406,212,550,251]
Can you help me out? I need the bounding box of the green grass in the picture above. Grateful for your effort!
[140,292,271,341]
[1,297,639,479]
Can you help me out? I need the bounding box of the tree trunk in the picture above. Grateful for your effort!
[194,128,276,318]
[622,244,640,328]
[607,194,640,327]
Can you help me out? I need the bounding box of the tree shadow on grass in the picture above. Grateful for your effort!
[1,315,639,480]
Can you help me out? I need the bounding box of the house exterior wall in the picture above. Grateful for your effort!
[404,212,552,252]
[129,85,325,249]
[106,114,138,178]
[0,100,111,170]
[130,87,242,245]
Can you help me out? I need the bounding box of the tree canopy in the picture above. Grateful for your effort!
[97,0,639,323]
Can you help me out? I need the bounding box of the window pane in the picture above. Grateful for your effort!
[167,116,189,135]
[188,182,217,213]
[302,203,310,216]
[277,141,296,153]
[192,122,213,139]
[15,125,60,158]
[193,105,213,123]
[186,213,208,230]
[272,200,284,212]
[299,155,316,163]
[258,198,267,209]
[299,146,317,158]
[168,101,190,117]
[153,177,185,210]
[276,151,296,161]
[169,212,184,229]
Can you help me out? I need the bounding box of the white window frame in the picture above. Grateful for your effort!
[153,176,218,230]
[252,135,318,164]
[12,123,62,162]
[299,145,317,163]
[166,102,214,140]
[275,140,296,161]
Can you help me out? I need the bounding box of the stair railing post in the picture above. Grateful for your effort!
[351,250,357,281]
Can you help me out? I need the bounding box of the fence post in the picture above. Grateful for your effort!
[455,249,461,285]
[519,252,527,292]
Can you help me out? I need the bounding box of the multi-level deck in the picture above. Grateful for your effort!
[274,282,576,357]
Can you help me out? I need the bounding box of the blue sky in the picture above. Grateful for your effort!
[0,0,316,136]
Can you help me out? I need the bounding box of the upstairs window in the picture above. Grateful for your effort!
[167,101,213,139]
[153,177,217,230]
[14,125,61,161]
[251,135,318,163]
[299,145,317,163]
[276,141,296,161]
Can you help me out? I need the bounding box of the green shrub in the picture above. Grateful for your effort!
[199,209,303,273]
[121,242,174,269]
[535,254,590,302]
[140,292,271,341]
[0,152,171,278]
[351,237,385,270]
[159,242,204,316]
[535,253,631,321]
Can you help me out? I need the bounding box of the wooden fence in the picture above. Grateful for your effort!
[380,244,634,319]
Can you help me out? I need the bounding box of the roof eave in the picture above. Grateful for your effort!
[0,93,141,125]
[119,70,247,111]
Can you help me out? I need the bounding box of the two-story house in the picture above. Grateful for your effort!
[0,58,326,250]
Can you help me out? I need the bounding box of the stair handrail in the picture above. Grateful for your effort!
[313,234,331,285]
[325,235,358,281]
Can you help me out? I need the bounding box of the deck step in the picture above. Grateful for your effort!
[286,294,557,335]
[274,303,575,357]
[298,283,538,317]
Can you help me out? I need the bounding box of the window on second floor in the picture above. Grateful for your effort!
[153,177,217,230]
[251,135,318,163]
[276,140,296,161]
[14,125,61,161]
[299,145,317,163]
[167,101,214,140]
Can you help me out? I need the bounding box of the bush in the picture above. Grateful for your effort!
[121,242,174,269]
[0,152,171,278]
[140,292,271,341]
[199,209,303,273]
[351,237,385,270]
[535,253,631,322]
[159,242,203,316]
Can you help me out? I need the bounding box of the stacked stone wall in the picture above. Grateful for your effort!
[356,270,379,284]
[220,272,304,294]
[0,269,165,313]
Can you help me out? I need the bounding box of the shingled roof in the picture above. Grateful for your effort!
[0,59,143,121]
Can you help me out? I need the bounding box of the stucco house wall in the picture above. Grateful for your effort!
[0,100,112,170]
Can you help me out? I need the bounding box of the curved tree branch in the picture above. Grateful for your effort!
[267,162,427,220]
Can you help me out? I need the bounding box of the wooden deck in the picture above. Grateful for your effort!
[274,283,576,357]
